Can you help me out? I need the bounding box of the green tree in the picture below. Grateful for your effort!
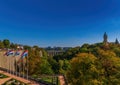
[28,47,53,75]
[3,39,10,48]
[24,45,31,50]
[48,57,59,74]
[98,50,120,84]
[59,60,70,74]
[0,40,4,49]
[66,53,102,85]
[10,43,17,49]
[39,58,53,75]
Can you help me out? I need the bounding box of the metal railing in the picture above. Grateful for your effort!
[0,67,61,85]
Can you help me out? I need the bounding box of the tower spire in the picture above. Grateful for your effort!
[115,38,119,44]
[103,32,108,44]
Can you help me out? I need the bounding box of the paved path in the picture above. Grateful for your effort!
[0,70,39,85]
[0,77,11,84]
[59,75,66,85]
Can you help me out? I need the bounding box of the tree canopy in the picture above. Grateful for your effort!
[1,39,120,85]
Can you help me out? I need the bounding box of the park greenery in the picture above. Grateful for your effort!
[1,39,120,85]
[53,42,120,85]
[0,73,8,79]
[3,78,27,85]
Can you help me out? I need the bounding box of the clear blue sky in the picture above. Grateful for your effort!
[0,0,120,47]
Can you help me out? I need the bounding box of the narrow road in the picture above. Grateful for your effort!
[59,75,66,85]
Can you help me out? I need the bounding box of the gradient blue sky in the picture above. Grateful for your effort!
[0,0,120,47]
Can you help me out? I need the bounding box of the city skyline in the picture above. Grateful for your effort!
[0,0,120,47]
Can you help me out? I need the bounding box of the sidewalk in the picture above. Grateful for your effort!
[0,70,39,85]
[0,77,11,85]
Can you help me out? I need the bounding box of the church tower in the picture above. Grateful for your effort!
[103,32,108,44]
[115,38,119,44]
